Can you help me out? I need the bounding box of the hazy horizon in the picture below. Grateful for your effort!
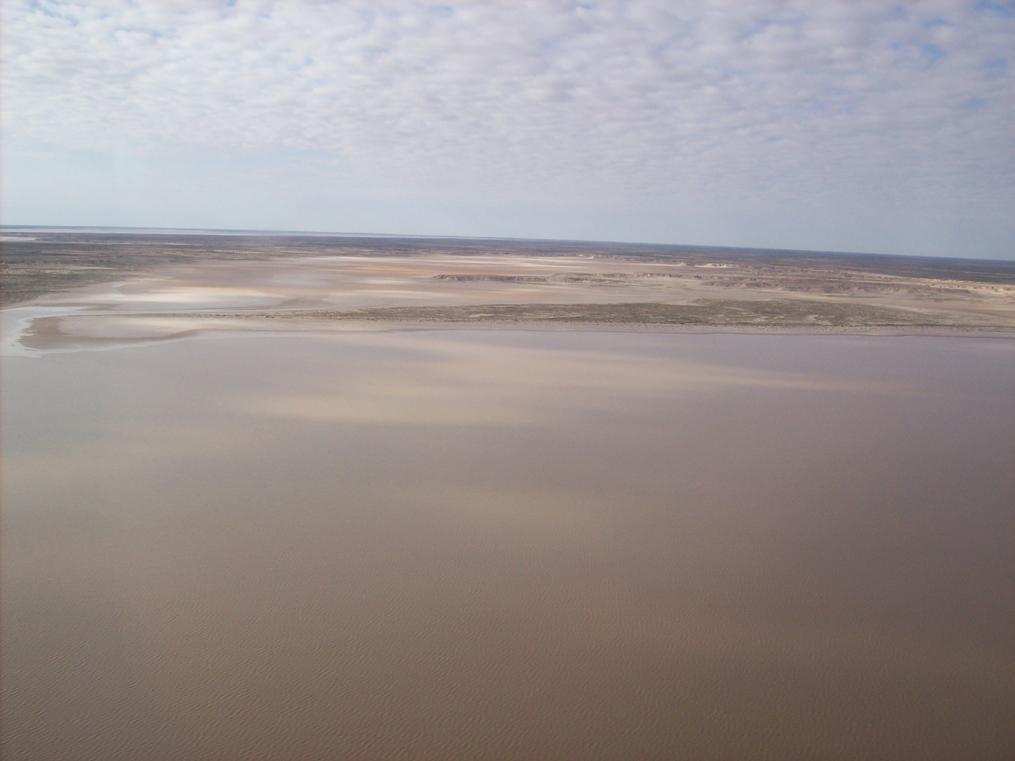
[2,1,1013,260]
[4,223,1015,263]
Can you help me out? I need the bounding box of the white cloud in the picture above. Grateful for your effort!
[1,0,1013,257]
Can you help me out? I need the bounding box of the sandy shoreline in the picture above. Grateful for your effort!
[4,244,1015,353]
[9,307,1015,355]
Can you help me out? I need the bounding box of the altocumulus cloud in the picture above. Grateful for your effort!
[1,0,1013,257]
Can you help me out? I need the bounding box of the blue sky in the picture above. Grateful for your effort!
[1,0,1013,258]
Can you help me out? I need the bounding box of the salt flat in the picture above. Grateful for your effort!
[4,233,1015,354]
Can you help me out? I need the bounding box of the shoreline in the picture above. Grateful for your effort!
[7,303,1015,355]
[5,245,1015,352]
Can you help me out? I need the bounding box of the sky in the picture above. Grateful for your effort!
[1,1,1013,258]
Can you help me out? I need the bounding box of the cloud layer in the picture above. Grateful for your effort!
[2,0,1013,257]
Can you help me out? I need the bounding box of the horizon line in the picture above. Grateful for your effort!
[2,223,1012,264]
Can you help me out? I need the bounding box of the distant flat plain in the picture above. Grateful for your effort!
[2,230,1014,760]
[3,229,1015,344]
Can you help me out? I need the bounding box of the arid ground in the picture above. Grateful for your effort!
[3,230,1015,350]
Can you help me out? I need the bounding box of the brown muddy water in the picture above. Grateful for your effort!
[2,330,1014,760]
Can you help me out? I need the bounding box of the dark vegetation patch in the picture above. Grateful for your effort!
[181,299,983,328]
[338,300,962,326]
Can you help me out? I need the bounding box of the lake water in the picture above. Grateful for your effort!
[2,330,1013,760]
